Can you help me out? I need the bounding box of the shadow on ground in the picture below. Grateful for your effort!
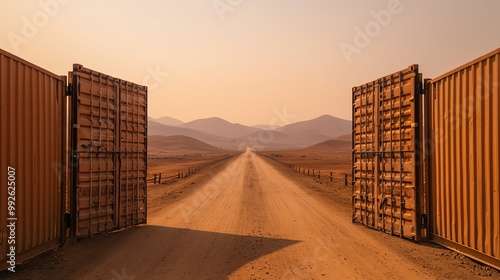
[1,225,300,280]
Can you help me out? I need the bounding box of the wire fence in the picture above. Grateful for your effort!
[258,153,351,187]
[147,154,239,185]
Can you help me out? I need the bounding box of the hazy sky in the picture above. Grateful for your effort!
[1,1,499,126]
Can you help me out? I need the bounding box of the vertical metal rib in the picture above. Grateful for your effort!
[97,74,102,233]
[399,72,404,238]
[361,85,366,225]
[105,76,110,232]
[88,72,93,237]
[390,75,394,235]
[380,78,386,233]
[125,82,129,226]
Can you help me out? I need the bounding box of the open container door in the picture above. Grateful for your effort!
[352,65,426,240]
[69,64,147,238]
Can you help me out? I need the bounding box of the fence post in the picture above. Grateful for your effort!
[308,169,310,176]
[330,172,333,182]
[153,174,157,184]
[345,174,348,187]
[158,173,162,184]
[318,171,320,179]
[178,172,180,179]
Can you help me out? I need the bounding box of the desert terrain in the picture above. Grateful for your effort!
[259,138,352,185]
[1,136,497,279]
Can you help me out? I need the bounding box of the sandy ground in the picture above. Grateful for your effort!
[2,150,498,279]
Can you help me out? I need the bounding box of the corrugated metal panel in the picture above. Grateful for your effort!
[0,48,66,270]
[427,48,500,270]
[117,80,147,228]
[70,65,147,238]
[352,65,425,240]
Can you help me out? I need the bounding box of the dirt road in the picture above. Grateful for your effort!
[4,150,497,279]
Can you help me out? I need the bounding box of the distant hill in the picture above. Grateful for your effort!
[148,115,353,150]
[148,120,240,149]
[149,116,184,126]
[252,124,281,130]
[274,115,351,146]
[148,135,225,154]
[244,115,352,149]
[334,134,352,142]
[236,129,298,150]
[181,117,259,139]
[302,139,352,152]
[149,120,212,139]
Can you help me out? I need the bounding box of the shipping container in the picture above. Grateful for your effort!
[0,49,66,271]
[116,79,148,228]
[426,48,500,270]
[352,65,426,240]
[69,65,147,238]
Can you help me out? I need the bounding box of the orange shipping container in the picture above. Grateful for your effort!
[69,64,147,238]
[0,49,66,271]
[426,48,500,270]
[352,65,426,241]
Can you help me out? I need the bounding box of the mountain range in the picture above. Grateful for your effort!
[148,114,351,150]
[148,135,225,154]
[148,116,184,126]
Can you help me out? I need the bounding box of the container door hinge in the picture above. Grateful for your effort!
[66,84,72,96]
[64,212,72,228]
[421,214,427,229]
